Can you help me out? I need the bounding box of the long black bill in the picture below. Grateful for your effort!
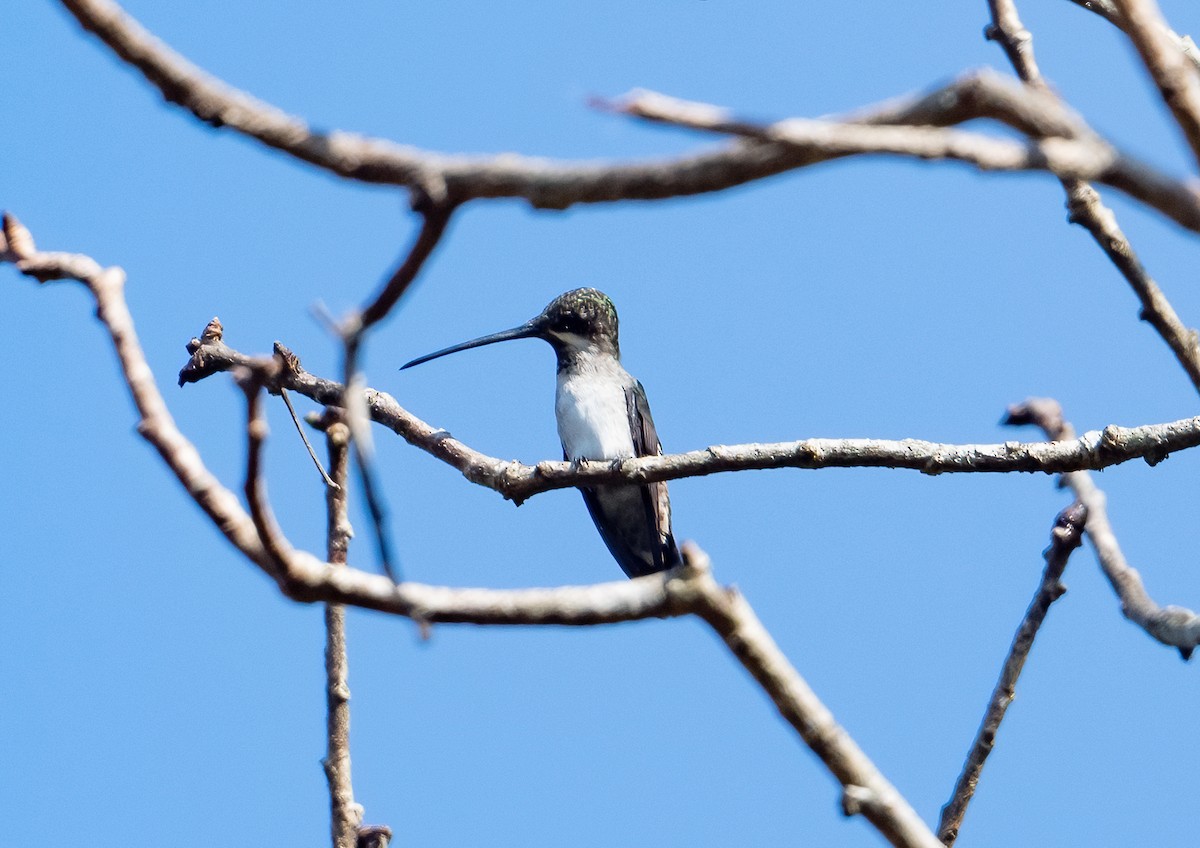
[400,322,542,370]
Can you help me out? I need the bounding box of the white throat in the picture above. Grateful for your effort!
[554,351,635,461]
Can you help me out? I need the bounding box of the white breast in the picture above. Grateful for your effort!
[555,357,635,461]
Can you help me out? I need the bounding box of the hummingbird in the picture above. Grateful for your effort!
[401,288,681,578]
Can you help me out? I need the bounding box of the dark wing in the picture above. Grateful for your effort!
[625,380,680,571]
[574,380,681,579]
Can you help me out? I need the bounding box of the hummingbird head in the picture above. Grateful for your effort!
[536,288,620,360]
[400,287,621,371]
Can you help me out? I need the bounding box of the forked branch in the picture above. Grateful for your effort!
[1006,399,1200,659]
[5,215,947,848]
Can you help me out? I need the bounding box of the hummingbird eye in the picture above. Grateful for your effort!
[553,311,586,335]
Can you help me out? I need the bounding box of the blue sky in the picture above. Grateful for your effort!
[6,1,1200,845]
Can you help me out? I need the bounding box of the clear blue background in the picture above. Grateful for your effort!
[5,1,1200,845]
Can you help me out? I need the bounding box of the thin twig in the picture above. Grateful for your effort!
[984,4,1200,393]
[1006,399,1200,658]
[320,200,458,583]
[315,413,365,848]
[280,387,338,489]
[341,336,399,583]
[357,203,456,332]
[937,502,1088,845]
[237,367,296,582]
[1065,183,1200,390]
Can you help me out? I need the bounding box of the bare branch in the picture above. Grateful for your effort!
[1066,0,1126,27]
[1006,399,1200,659]
[281,387,338,489]
[2,212,37,261]
[1065,182,1200,389]
[178,327,1200,498]
[985,0,1045,82]
[984,4,1200,393]
[55,0,1200,230]
[613,84,1200,235]
[238,367,298,584]
[1111,0,1200,169]
[356,203,456,333]
[677,546,943,848]
[314,414,365,848]
[52,0,856,209]
[0,223,1049,847]
[938,502,1088,845]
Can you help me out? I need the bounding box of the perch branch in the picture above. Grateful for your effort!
[0,213,692,622]
[937,501,1088,845]
[177,325,1200,499]
[6,219,960,847]
[1006,399,1200,659]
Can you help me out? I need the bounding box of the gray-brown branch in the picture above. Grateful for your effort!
[982,1,1200,392]
[1006,399,1200,658]
[612,79,1200,235]
[176,321,1200,501]
[937,501,1088,845]
[317,415,364,848]
[57,0,1200,233]
[5,216,948,848]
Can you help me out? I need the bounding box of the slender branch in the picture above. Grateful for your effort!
[986,0,1045,82]
[937,502,1088,845]
[4,219,272,568]
[613,85,1200,235]
[356,202,456,332]
[57,0,1200,232]
[1111,0,1200,169]
[985,4,1200,391]
[679,546,943,848]
[281,387,338,489]
[341,341,399,582]
[313,413,365,848]
[50,0,881,209]
[177,326,1200,499]
[1006,399,1200,658]
[239,367,297,582]
[1065,182,1200,389]
[315,202,458,582]
[0,219,1026,846]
